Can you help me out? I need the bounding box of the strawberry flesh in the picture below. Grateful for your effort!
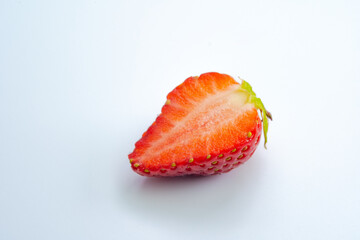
[129,72,267,177]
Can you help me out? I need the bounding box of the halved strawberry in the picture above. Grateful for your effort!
[128,72,272,177]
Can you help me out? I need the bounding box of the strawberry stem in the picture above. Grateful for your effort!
[239,79,272,149]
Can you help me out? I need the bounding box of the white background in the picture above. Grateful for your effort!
[1,0,360,239]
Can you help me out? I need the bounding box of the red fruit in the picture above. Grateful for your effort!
[128,72,272,177]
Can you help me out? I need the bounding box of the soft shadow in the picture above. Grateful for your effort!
[119,154,266,231]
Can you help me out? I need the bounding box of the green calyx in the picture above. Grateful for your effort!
[239,79,272,149]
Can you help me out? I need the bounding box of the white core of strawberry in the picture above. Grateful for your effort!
[142,84,255,163]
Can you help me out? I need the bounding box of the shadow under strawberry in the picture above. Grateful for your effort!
[120,152,267,233]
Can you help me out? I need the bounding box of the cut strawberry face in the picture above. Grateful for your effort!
[128,72,271,177]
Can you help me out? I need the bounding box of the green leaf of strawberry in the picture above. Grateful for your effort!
[239,78,272,149]
[128,72,272,177]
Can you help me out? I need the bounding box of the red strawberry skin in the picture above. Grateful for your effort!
[131,122,262,177]
[128,72,270,177]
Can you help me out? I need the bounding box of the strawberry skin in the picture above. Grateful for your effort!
[128,72,271,177]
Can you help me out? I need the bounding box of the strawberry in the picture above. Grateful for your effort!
[128,72,272,177]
